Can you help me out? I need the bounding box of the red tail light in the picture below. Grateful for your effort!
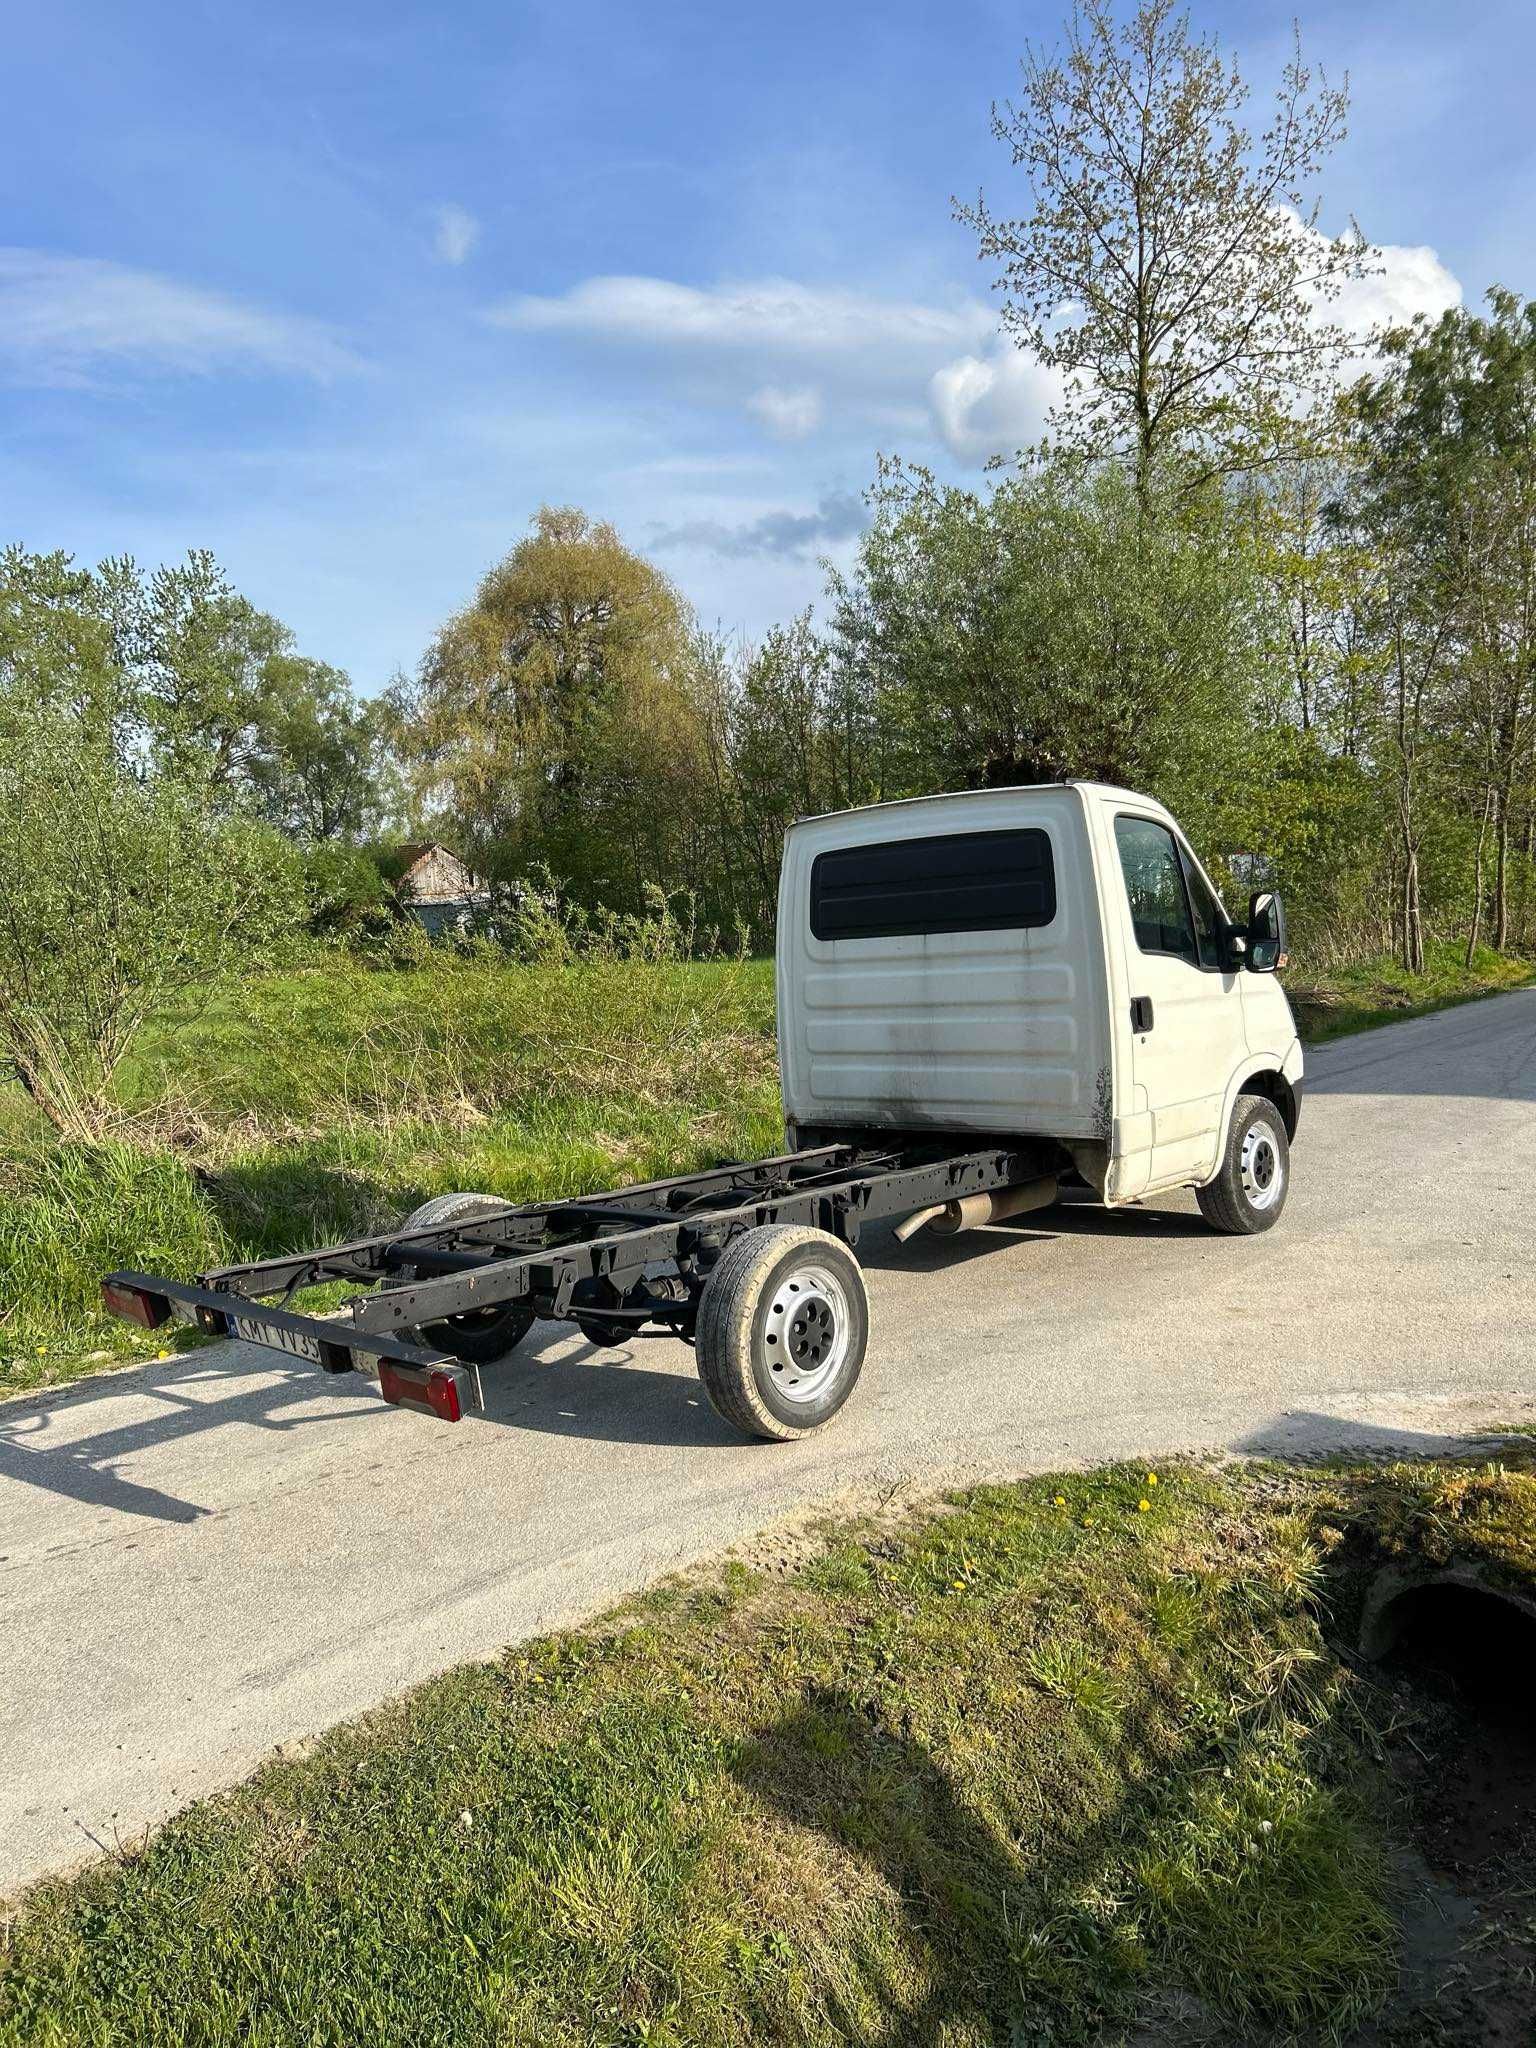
[101,1279,172,1329]
[378,1359,467,1422]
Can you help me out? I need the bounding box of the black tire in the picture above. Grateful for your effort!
[696,1224,868,1442]
[1196,1094,1290,1235]
[398,1191,535,1363]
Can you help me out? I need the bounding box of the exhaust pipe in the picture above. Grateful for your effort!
[893,1175,1058,1243]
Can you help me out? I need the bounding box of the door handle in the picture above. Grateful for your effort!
[1130,996,1154,1032]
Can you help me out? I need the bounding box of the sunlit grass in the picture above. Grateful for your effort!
[1290,939,1533,1042]
[0,956,780,1392]
[0,1463,1406,2045]
[4,934,1528,1391]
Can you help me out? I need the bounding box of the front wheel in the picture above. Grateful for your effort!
[695,1224,869,1441]
[1197,1095,1290,1235]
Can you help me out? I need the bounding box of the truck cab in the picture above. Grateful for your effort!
[777,782,1302,1226]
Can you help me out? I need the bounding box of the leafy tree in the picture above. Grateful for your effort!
[1246,456,1382,756]
[1346,291,1536,965]
[247,655,397,841]
[828,455,1266,838]
[135,550,291,792]
[0,710,300,1138]
[397,507,707,909]
[1333,419,1459,972]
[710,617,843,936]
[0,546,125,735]
[2,544,390,841]
[957,0,1362,479]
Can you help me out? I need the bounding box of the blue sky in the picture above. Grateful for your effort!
[5,0,1535,691]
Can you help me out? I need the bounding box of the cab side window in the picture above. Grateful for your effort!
[1114,815,1196,962]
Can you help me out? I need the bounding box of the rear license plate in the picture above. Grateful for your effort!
[232,1314,322,1363]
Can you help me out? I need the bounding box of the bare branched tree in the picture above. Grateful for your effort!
[956,0,1366,480]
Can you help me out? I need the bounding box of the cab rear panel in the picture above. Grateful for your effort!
[776,787,1114,1151]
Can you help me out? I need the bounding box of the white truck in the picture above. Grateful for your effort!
[105,782,1300,1443]
[778,780,1301,1221]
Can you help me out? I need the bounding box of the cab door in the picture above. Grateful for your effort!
[1111,813,1243,1190]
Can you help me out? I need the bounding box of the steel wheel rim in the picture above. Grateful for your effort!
[764,1263,850,1403]
[1240,1119,1284,1210]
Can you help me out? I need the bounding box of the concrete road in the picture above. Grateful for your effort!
[4,991,1535,1895]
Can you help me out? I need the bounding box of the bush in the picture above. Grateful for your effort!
[0,713,302,1138]
[301,842,396,944]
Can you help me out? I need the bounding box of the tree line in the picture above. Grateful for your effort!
[393,305,1536,972]
[4,0,1534,1139]
[390,1,1535,967]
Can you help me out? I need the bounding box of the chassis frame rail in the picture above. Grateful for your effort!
[103,1140,1039,1405]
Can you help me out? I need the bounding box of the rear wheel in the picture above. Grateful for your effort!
[696,1224,868,1441]
[398,1191,534,1363]
[1196,1095,1290,1235]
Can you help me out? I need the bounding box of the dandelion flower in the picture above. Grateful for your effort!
[1137,1499,1151,1512]
[1146,1473,1158,1487]
[1053,1495,1067,1508]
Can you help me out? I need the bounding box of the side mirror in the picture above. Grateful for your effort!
[1247,890,1287,973]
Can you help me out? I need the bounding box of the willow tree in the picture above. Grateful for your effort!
[397,508,706,909]
[957,0,1364,481]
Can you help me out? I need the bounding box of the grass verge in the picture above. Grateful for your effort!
[1289,941,1533,1044]
[4,938,1530,1393]
[0,957,779,1395]
[0,1457,1445,2047]
[10,1450,1535,2044]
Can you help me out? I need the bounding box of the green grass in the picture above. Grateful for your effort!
[114,956,777,1133]
[3,936,1530,1394]
[1289,940,1533,1043]
[0,956,780,1393]
[0,1460,1414,2046]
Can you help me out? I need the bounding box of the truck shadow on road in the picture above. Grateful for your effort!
[0,1358,383,1524]
[0,1327,755,1526]
[477,1332,744,1448]
[3,1333,1518,1537]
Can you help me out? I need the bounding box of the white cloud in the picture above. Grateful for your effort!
[928,346,1066,465]
[494,273,996,447]
[431,204,480,267]
[0,249,357,386]
[746,383,823,439]
[495,274,994,365]
[1325,234,1462,349]
[489,240,1461,473]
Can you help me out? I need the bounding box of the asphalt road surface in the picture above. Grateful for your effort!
[5,990,1535,1896]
